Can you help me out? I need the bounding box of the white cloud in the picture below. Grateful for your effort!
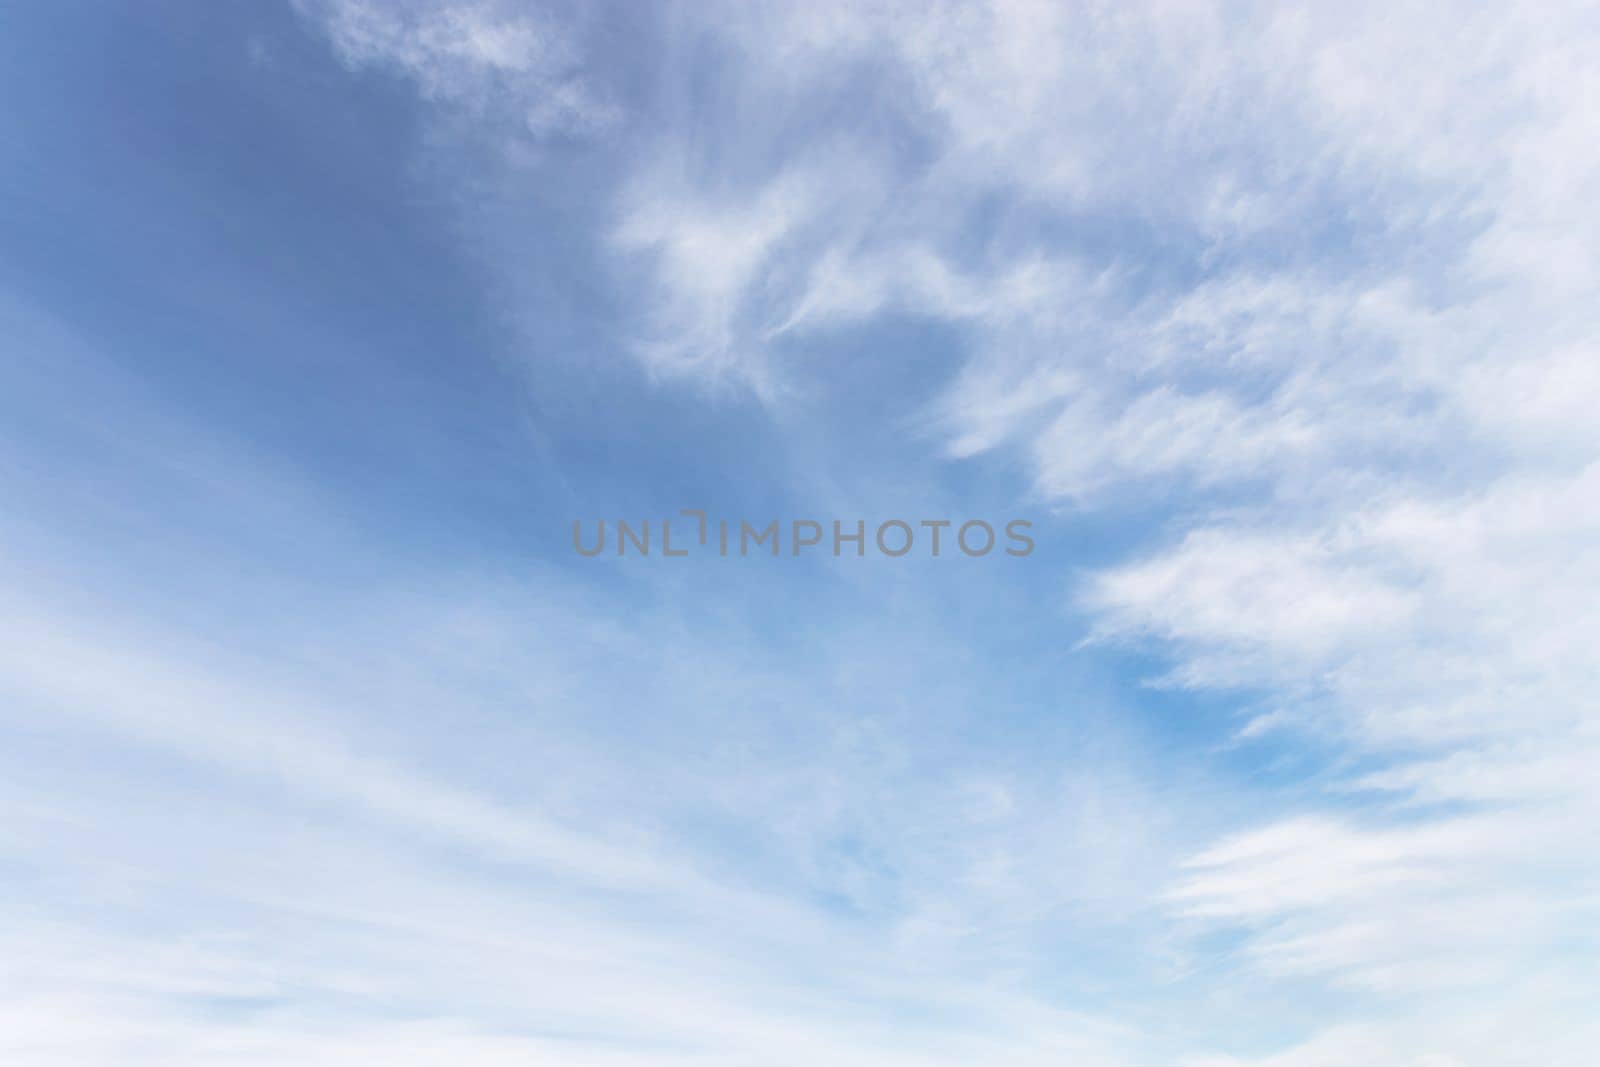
[298,0,615,133]
[595,0,1600,1057]
[611,163,816,392]
[0,563,1169,1067]
[280,1,1600,1060]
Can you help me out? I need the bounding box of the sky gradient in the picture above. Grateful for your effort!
[3,2,1599,1064]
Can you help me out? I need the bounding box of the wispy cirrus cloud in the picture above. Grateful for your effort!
[592,2,1600,1058]
[298,0,616,133]
[11,1,1600,1063]
[285,1,1600,1058]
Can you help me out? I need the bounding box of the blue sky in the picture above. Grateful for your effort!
[3,2,1599,1064]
